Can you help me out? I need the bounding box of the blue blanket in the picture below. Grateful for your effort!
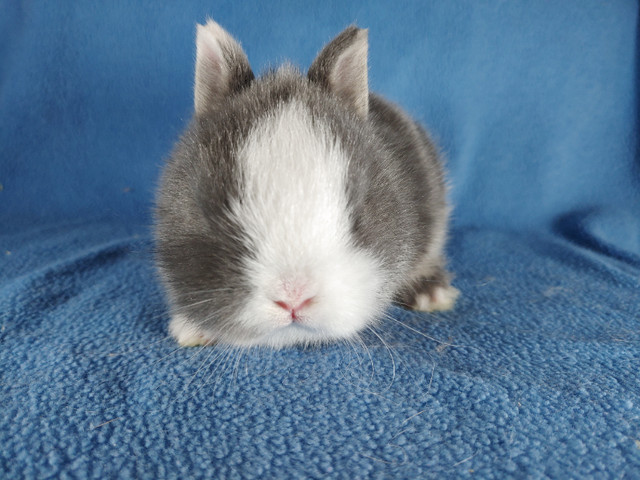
[1,1,638,478]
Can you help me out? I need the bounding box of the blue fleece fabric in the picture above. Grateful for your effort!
[1,1,638,478]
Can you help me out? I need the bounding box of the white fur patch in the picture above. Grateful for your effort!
[169,313,210,346]
[230,99,385,347]
[413,285,459,312]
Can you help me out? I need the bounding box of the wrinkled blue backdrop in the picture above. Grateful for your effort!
[1,1,638,478]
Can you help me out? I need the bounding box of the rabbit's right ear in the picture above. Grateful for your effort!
[194,19,254,116]
[308,26,369,118]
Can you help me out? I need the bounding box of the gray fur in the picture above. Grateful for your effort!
[194,22,255,116]
[308,26,369,117]
[155,23,455,346]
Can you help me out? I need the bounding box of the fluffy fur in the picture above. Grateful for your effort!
[155,20,458,348]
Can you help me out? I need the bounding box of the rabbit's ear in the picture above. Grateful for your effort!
[308,26,369,118]
[194,19,254,116]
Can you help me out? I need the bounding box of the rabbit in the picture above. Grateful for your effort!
[154,19,459,348]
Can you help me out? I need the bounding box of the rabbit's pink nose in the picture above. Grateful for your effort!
[273,297,315,322]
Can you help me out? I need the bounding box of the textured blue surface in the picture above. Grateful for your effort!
[1,1,639,478]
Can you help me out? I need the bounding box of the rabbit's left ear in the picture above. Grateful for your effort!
[194,19,254,116]
[308,26,369,118]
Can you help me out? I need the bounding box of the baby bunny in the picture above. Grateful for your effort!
[154,20,459,348]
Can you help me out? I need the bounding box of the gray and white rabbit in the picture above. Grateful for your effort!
[155,20,459,348]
